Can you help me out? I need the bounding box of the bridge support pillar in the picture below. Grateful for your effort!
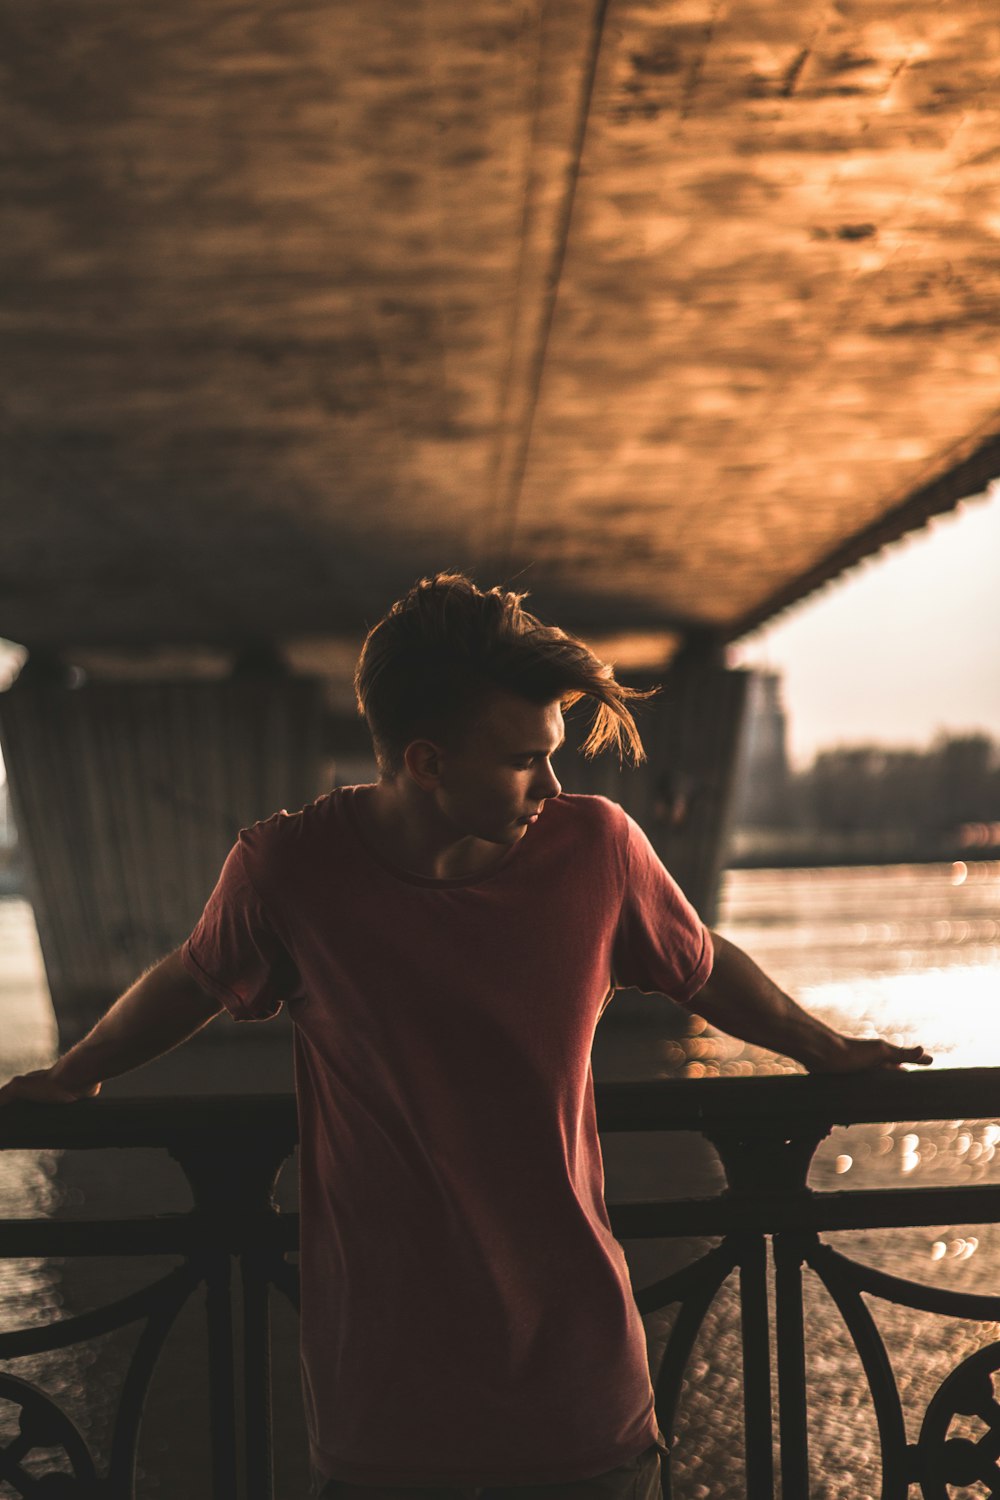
[0,662,326,1046]
[562,645,750,925]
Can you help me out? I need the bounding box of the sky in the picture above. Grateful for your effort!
[730,479,1000,768]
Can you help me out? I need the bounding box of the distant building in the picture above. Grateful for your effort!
[731,671,793,828]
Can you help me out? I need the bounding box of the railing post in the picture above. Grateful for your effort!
[774,1232,813,1500]
[170,1128,292,1500]
[204,1250,240,1500]
[738,1234,774,1500]
[241,1250,275,1500]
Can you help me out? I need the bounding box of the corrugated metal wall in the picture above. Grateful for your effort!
[0,674,326,1043]
[558,654,749,927]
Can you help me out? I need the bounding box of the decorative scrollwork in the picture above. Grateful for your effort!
[0,1372,98,1496]
[917,1342,1000,1499]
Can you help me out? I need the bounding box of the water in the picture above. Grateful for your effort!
[672,861,1000,1500]
[2,862,1000,1497]
[717,860,1000,1076]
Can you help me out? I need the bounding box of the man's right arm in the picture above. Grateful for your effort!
[0,949,224,1104]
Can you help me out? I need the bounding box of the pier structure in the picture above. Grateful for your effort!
[1,0,999,1042]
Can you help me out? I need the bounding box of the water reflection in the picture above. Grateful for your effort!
[718,860,1000,1071]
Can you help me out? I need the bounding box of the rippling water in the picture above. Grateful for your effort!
[2,863,1000,1498]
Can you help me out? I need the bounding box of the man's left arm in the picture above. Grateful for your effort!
[692,931,932,1072]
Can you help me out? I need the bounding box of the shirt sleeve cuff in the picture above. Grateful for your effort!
[672,925,715,1007]
[180,938,281,1022]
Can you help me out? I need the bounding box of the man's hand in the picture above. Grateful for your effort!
[0,1069,101,1106]
[808,1036,933,1073]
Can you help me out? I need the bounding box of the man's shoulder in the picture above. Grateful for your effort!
[237,789,340,869]
[549,792,629,841]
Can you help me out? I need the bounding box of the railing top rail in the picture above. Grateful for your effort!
[0,1093,299,1151]
[595,1067,1000,1132]
[0,1068,997,1151]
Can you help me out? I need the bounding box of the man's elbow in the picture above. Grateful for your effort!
[156,948,225,1021]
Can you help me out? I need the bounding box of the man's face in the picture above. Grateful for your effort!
[431,688,565,846]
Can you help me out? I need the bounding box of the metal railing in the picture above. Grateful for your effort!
[3,1070,1000,1499]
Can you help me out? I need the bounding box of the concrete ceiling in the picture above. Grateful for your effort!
[2,0,999,679]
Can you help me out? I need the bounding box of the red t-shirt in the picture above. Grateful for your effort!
[181,788,713,1486]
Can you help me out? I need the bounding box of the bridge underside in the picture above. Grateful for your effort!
[2,0,999,686]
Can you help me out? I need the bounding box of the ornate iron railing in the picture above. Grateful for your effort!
[3,1070,1000,1498]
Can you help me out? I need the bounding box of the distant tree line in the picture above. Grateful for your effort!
[780,734,1000,836]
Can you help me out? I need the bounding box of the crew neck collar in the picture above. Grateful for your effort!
[340,784,527,888]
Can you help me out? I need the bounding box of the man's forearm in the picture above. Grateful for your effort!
[692,932,931,1073]
[693,932,849,1070]
[51,949,223,1094]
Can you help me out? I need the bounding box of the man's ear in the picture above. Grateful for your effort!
[403,738,444,790]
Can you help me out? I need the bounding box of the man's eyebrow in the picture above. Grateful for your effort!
[517,736,566,756]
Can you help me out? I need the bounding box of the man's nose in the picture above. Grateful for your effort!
[533,760,561,800]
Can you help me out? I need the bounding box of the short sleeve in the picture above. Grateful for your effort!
[612,811,714,1005]
[181,839,297,1021]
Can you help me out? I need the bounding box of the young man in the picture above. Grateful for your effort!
[0,574,930,1498]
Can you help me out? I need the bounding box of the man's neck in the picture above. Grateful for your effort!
[358,780,509,881]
